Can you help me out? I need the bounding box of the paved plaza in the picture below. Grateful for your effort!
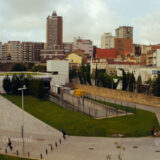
[0,95,160,160]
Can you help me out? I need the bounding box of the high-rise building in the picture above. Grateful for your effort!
[6,41,22,62]
[22,42,34,62]
[34,42,44,62]
[72,37,93,57]
[116,26,133,39]
[41,11,64,62]
[101,33,115,49]
[46,11,63,49]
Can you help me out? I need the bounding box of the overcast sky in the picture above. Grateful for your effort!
[0,0,160,47]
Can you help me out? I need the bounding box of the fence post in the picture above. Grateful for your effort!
[5,149,7,154]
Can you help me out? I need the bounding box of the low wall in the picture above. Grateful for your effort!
[71,83,160,108]
[62,92,126,119]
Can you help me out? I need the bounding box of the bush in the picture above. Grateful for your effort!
[3,75,11,93]
[12,63,27,71]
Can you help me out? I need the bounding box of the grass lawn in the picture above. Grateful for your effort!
[0,154,35,160]
[3,95,160,137]
[0,72,43,76]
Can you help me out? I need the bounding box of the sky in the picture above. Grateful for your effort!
[0,0,160,47]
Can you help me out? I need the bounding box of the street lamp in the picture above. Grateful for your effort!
[18,85,27,155]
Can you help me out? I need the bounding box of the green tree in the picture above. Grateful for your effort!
[152,74,160,96]
[128,72,136,92]
[119,69,128,91]
[95,64,98,86]
[11,75,21,94]
[3,75,11,93]
[137,75,142,93]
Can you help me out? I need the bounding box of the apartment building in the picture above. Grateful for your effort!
[101,33,115,49]
[116,26,133,39]
[22,42,34,62]
[72,37,93,57]
[34,42,44,62]
[6,41,23,62]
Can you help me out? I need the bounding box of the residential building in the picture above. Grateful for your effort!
[141,45,152,54]
[6,41,23,62]
[66,49,87,66]
[22,42,34,62]
[115,26,133,39]
[115,38,133,56]
[34,42,44,62]
[1,43,7,61]
[96,48,116,59]
[101,33,115,49]
[41,11,64,62]
[153,49,160,67]
[63,42,73,54]
[46,11,63,49]
[146,50,155,66]
[72,37,93,57]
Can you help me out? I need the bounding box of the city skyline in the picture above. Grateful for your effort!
[0,0,160,46]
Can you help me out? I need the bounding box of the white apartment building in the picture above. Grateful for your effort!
[101,33,115,49]
[72,37,93,56]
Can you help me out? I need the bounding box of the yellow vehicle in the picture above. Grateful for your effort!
[74,89,86,97]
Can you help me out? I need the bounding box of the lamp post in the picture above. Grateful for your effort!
[18,85,27,155]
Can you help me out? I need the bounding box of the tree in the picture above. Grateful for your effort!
[3,75,11,93]
[152,74,160,97]
[119,69,128,91]
[86,64,92,85]
[128,72,136,92]
[11,75,21,94]
[95,64,98,86]
[136,75,142,93]
[69,69,77,82]
[12,63,27,71]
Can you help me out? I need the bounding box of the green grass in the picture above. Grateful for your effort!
[0,72,43,76]
[3,95,160,137]
[0,154,35,160]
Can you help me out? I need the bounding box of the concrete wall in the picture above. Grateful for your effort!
[71,83,160,108]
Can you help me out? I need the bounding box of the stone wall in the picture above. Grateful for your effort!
[71,83,160,108]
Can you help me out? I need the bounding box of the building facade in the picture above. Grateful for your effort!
[41,11,64,62]
[22,42,34,62]
[101,33,115,49]
[63,42,73,54]
[72,37,93,57]
[6,41,23,62]
[115,38,133,56]
[116,26,133,39]
[34,42,44,62]
[46,11,63,49]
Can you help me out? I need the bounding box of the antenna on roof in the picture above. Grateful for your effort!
[52,10,57,16]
